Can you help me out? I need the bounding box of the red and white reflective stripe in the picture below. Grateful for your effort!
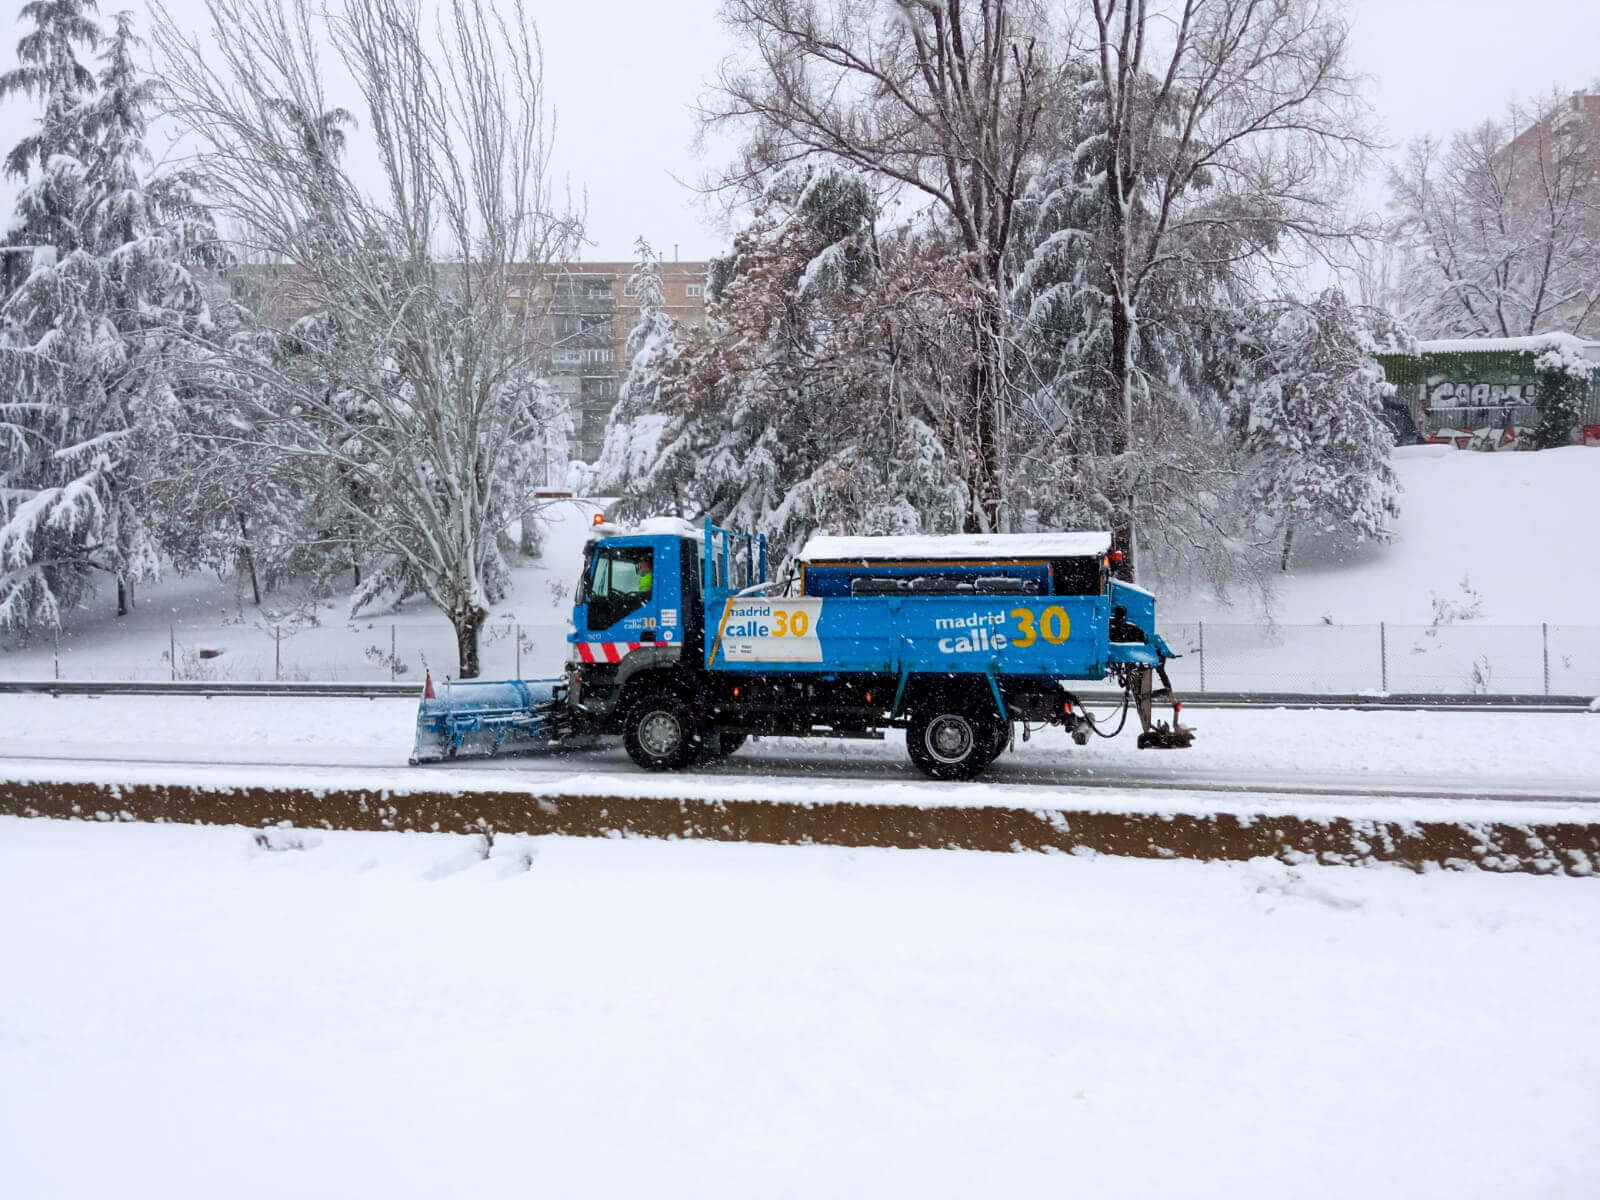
[575,641,643,664]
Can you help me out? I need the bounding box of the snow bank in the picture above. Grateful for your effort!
[1,818,1596,1199]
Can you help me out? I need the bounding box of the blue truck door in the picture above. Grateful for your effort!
[572,535,680,649]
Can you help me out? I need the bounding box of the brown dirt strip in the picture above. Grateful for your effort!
[4,775,1598,876]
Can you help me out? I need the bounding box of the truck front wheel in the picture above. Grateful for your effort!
[622,693,703,771]
[906,704,1004,781]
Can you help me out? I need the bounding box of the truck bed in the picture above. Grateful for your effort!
[708,581,1163,680]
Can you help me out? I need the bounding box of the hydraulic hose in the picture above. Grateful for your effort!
[1078,689,1133,739]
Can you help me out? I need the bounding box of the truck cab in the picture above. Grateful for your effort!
[566,520,705,720]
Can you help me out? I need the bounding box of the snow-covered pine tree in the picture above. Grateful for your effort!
[0,0,103,631]
[1531,342,1591,450]
[583,236,679,502]
[0,9,222,631]
[137,298,312,605]
[1231,291,1406,572]
[0,0,99,297]
[1005,96,1274,606]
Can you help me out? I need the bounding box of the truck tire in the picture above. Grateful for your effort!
[978,720,1011,766]
[622,693,702,771]
[691,730,747,766]
[906,702,1005,781]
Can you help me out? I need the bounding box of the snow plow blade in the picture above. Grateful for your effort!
[410,678,574,763]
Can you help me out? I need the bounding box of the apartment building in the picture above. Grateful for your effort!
[540,261,710,462]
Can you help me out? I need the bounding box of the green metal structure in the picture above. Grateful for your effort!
[1375,337,1600,444]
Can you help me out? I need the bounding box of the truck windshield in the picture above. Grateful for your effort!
[585,544,655,631]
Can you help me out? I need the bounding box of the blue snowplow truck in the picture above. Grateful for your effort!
[412,517,1194,780]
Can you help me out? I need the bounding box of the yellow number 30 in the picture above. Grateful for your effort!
[1010,606,1071,647]
[773,609,810,637]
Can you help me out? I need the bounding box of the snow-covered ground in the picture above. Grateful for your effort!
[1152,445,1600,693]
[1,694,1596,807]
[1166,444,1600,626]
[2,817,1596,1199]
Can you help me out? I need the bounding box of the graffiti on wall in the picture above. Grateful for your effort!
[1427,380,1538,410]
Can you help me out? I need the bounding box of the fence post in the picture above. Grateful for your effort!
[391,625,397,681]
[54,629,60,681]
[170,625,176,681]
[515,623,522,679]
[1379,622,1388,693]
[1542,623,1550,696]
[1197,621,1206,692]
[275,626,281,681]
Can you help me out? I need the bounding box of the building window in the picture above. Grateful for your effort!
[586,282,611,300]
[686,283,704,298]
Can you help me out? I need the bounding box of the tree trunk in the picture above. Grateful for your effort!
[453,604,488,679]
[116,577,129,617]
[352,558,361,589]
[1103,110,1138,584]
[1108,292,1137,583]
[1280,524,1295,573]
[963,296,1007,534]
[519,510,541,558]
[238,513,262,605]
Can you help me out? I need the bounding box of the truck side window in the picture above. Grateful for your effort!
[586,546,656,630]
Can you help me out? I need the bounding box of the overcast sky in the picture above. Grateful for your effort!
[1,0,1597,263]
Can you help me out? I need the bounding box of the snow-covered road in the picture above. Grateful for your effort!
[0,694,1596,807]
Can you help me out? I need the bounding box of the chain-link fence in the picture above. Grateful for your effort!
[5,619,1600,694]
[1161,622,1600,695]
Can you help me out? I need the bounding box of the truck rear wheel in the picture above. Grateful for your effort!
[978,720,1011,766]
[622,693,702,771]
[692,731,746,766]
[906,703,1005,781]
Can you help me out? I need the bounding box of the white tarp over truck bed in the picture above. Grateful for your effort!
[800,531,1113,561]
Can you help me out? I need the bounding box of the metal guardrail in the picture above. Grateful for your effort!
[0,680,424,698]
[0,679,1593,711]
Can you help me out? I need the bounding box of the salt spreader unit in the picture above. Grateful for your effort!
[412,517,1193,779]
